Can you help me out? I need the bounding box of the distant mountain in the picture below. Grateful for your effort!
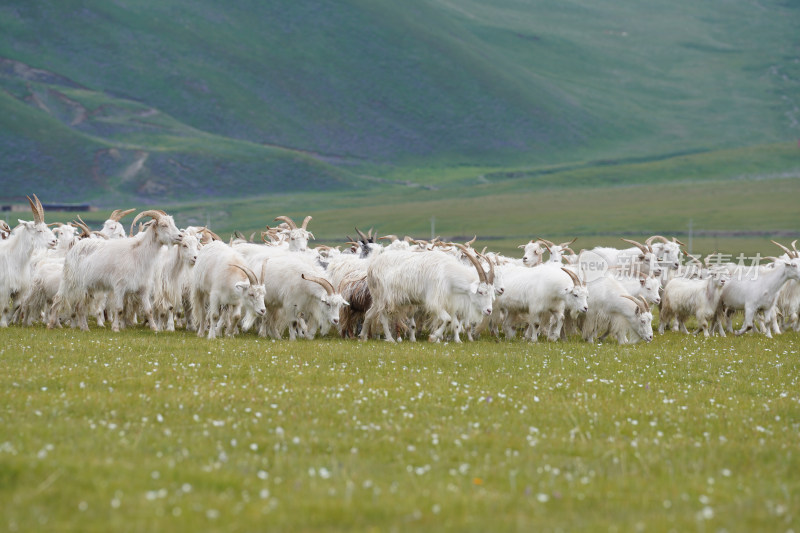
[1,0,797,203]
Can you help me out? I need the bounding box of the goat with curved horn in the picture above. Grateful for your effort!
[301,216,312,230]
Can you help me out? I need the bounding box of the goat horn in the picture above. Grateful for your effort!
[130,210,163,236]
[274,216,297,229]
[455,243,487,284]
[645,235,669,245]
[562,247,576,256]
[71,218,91,238]
[559,237,577,248]
[355,227,368,242]
[301,216,312,230]
[673,237,686,246]
[637,295,651,312]
[621,238,648,254]
[771,240,794,258]
[231,263,258,285]
[260,259,268,284]
[27,195,43,224]
[379,234,398,242]
[620,294,649,313]
[537,237,556,248]
[34,194,45,223]
[479,253,495,284]
[561,267,584,287]
[466,235,477,247]
[301,273,335,295]
[110,208,135,222]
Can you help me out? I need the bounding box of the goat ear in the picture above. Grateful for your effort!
[639,278,647,286]
[469,281,479,294]
[235,281,249,292]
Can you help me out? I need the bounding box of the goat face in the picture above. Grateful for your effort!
[634,307,654,342]
[565,284,589,314]
[179,234,201,266]
[470,281,494,317]
[101,220,126,239]
[320,294,349,326]
[284,228,313,252]
[20,220,57,249]
[639,277,662,305]
[237,282,267,316]
[154,215,183,246]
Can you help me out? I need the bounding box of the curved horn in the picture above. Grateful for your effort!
[466,235,477,247]
[110,208,135,222]
[230,263,258,285]
[537,237,556,248]
[637,295,651,312]
[673,237,686,246]
[301,273,335,295]
[260,259,268,284]
[479,253,495,284]
[559,237,577,248]
[27,195,43,224]
[621,238,648,254]
[645,235,670,246]
[71,218,92,238]
[562,247,577,256]
[301,215,312,230]
[379,234,398,242]
[682,249,702,265]
[249,231,257,243]
[561,267,584,287]
[355,227,369,242]
[771,240,794,258]
[130,210,163,236]
[620,294,649,313]
[274,216,297,229]
[455,243,487,284]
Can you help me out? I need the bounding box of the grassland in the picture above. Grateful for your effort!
[2,324,799,532]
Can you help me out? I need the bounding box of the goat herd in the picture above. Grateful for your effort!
[2,195,799,344]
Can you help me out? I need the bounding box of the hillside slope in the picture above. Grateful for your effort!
[0,0,797,202]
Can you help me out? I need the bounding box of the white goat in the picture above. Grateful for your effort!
[582,277,654,344]
[659,270,730,336]
[49,210,183,332]
[716,256,800,338]
[249,254,349,340]
[152,232,201,331]
[190,241,267,339]
[0,195,57,326]
[580,238,662,280]
[496,264,588,341]
[100,209,136,239]
[518,240,545,267]
[363,247,494,343]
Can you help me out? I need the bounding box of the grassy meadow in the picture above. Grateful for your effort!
[2,324,799,532]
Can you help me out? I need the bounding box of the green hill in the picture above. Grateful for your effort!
[0,0,798,203]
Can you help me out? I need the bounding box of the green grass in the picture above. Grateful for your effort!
[2,325,799,531]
